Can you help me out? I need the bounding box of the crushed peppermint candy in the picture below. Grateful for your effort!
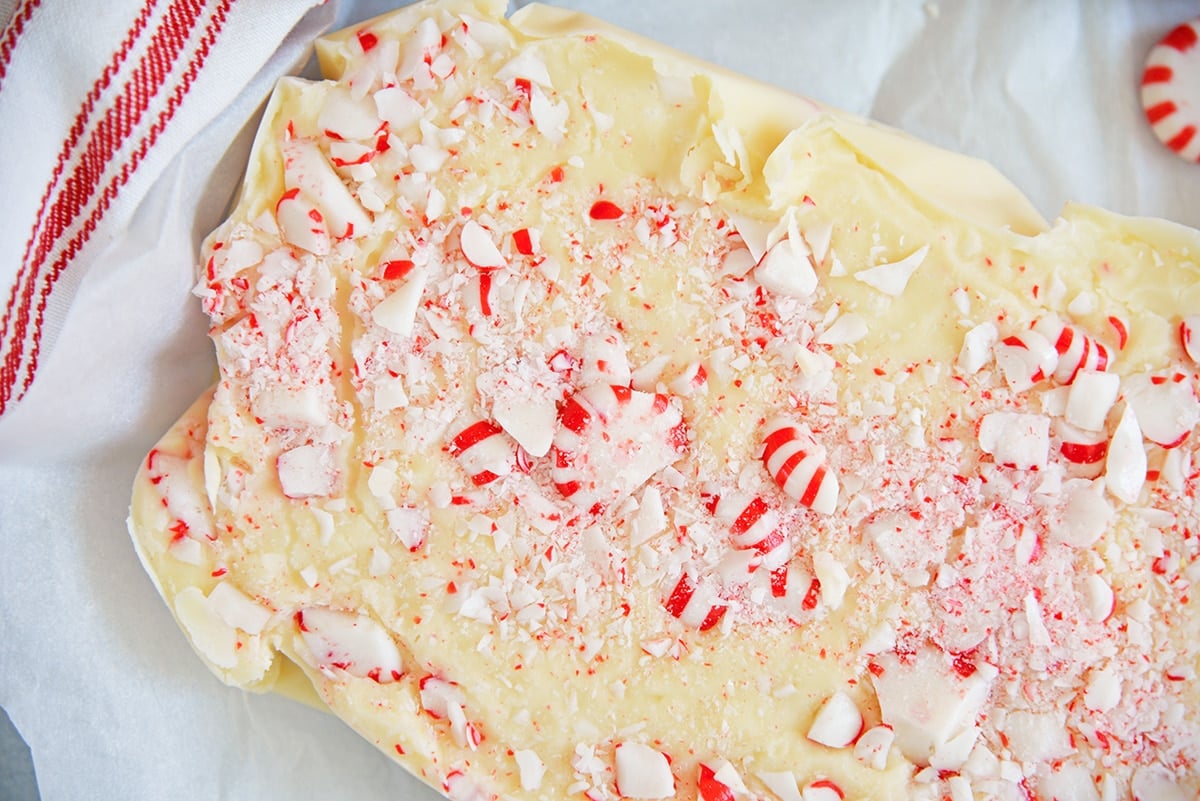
[132,5,1200,801]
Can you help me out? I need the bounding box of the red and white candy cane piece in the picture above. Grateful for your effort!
[276,188,331,255]
[550,384,688,513]
[663,571,727,631]
[763,561,821,619]
[697,762,745,801]
[1032,316,1110,384]
[995,328,1058,391]
[443,771,489,801]
[448,419,517,485]
[1141,18,1200,162]
[761,417,838,514]
[807,691,864,749]
[1180,315,1200,363]
[419,675,483,749]
[802,778,846,801]
[668,361,708,397]
[295,607,403,683]
[459,219,506,269]
[711,492,788,568]
[281,138,370,238]
[1057,421,1108,468]
[1123,372,1200,449]
[145,448,215,543]
[853,725,895,770]
[465,271,496,319]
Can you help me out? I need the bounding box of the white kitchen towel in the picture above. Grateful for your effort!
[0,0,332,422]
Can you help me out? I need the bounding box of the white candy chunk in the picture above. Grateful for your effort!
[930,725,980,771]
[946,775,973,801]
[530,86,568,142]
[495,51,554,87]
[372,265,429,336]
[1065,371,1120,431]
[816,312,868,345]
[281,139,370,237]
[630,355,670,390]
[614,742,674,799]
[757,771,803,801]
[494,393,557,457]
[854,244,928,296]
[803,220,834,265]
[298,607,402,682]
[957,322,998,374]
[978,412,1049,470]
[1001,710,1072,763]
[203,446,221,511]
[1083,574,1114,621]
[720,246,756,277]
[871,646,997,768]
[367,459,397,500]
[632,486,667,547]
[1131,765,1188,801]
[277,444,335,499]
[409,143,448,172]
[1124,373,1200,448]
[254,384,328,428]
[174,586,239,669]
[1052,478,1112,548]
[807,690,863,748]
[727,212,774,262]
[514,750,546,791]
[1023,592,1052,647]
[755,234,817,298]
[580,333,631,386]
[207,581,272,635]
[1038,764,1100,801]
[386,506,427,551]
[460,220,506,269]
[1105,404,1146,504]
[812,552,851,610]
[374,376,409,411]
[1084,665,1121,712]
[853,724,895,770]
[318,86,381,140]
[374,85,424,131]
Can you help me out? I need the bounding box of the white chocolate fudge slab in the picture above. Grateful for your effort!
[129,1,1200,799]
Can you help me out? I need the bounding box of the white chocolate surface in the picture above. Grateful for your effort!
[126,3,1200,796]
[126,3,1200,801]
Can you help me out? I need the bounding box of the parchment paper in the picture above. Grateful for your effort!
[2,2,1198,800]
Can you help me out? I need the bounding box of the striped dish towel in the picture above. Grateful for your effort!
[0,0,333,418]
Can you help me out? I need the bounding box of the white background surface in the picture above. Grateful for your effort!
[1,1,1198,800]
